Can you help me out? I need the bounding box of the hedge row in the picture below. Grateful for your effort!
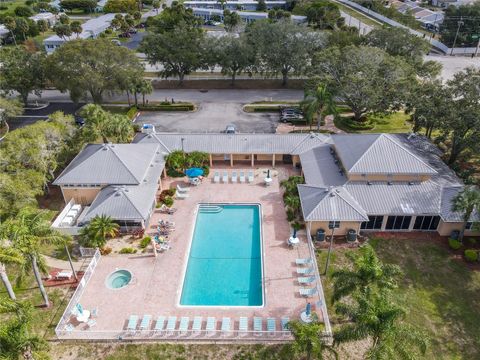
[137,103,194,111]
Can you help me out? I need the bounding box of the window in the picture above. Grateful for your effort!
[466,222,473,230]
[361,215,384,230]
[328,221,341,229]
[413,216,440,231]
[386,216,412,230]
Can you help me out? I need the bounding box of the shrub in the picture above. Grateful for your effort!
[100,247,112,255]
[286,208,295,222]
[165,188,176,196]
[14,5,34,17]
[140,236,151,248]
[119,247,137,254]
[163,196,174,207]
[464,249,478,262]
[0,5,8,10]
[103,0,137,13]
[126,106,138,119]
[466,237,477,246]
[448,238,462,250]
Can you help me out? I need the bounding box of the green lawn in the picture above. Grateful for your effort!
[0,0,27,15]
[317,238,480,359]
[334,111,413,133]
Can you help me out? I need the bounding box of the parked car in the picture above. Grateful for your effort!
[225,124,236,134]
[280,113,304,123]
[281,107,302,116]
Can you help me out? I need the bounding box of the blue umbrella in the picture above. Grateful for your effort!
[306,302,311,316]
[185,167,204,178]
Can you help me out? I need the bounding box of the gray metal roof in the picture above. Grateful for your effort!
[135,133,330,155]
[440,186,480,222]
[332,134,437,175]
[54,143,160,185]
[298,185,368,221]
[299,145,347,187]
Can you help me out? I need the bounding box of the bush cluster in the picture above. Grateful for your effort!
[119,247,137,254]
[464,249,478,262]
[448,238,462,250]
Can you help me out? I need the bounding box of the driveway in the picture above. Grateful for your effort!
[8,102,84,131]
[135,102,279,133]
[122,31,147,50]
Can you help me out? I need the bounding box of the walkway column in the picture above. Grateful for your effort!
[251,154,254,167]
[272,154,276,167]
[230,154,233,167]
[162,167,167,178]
[209,154,213,167]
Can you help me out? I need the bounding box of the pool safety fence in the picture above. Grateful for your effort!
[55,248,101,338]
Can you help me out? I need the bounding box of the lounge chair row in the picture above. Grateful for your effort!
[126,315,291,337]
[213,170,254,184]
[296,258,319,298]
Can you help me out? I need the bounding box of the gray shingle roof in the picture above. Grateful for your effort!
[333,134,437,175]
[298,185,368,221]
[135,133,330,155]
[54,143,160,185]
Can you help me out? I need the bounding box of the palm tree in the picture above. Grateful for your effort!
[2,208,65,307]
[80,215,119,249]
[331,244,401,302]
[0,298,49,360]
[284,194,301,216]
[301,84,336,130]
[288,320,337,360]
[139,80,153,106]
[334,292,428,359]
[451,186,480,242]
[0,244,24,300]
[217,0,227,10]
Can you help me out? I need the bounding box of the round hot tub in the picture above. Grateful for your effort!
[106,269,132,290]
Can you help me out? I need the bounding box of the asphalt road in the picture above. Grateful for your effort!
[136,102,280,133]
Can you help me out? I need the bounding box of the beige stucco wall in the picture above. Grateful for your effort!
[437,220,480,237]
[292,155,300,166]
[61,187,101,205]
[309,221,362,236]
[256,154,282,161]
[347,174,431,182]
[232,154,253,161]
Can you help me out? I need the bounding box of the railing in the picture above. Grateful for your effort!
[56,328,295,341]
[55,249,101,338]
[305,228,332,338]
[79,247,97,258]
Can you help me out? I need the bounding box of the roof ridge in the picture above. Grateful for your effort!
[151,133,172,153]
[289,133,325,154]
[53,144,99,184]
[112,186,144,218]
[309,186,367,220]
[347,134,382,172]
[334,187,368,219]
[108,145,142,183]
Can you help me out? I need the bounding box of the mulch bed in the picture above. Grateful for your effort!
[44,267,85,288]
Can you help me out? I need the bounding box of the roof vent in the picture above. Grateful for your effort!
[407,133,417,140]
[329,147,334,154]
[329,191,336,197]
[367,181,372,185]
[408,181,414,185]
[387,181,393,185]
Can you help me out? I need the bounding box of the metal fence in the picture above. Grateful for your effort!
[55,249,101,338]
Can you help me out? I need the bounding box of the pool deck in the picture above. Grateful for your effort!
[63,165,326,339]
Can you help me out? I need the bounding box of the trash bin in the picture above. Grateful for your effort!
[347,229,357,243]
[316,229,325,242]
[450,230,460,240]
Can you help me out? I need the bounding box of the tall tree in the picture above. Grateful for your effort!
[302,0,344,30]
[138,79,153,106]
[335,292,428,359]
[53,23,72,40]
[1,208,66,307]
[146,3,202,33]
[301,84,335,130]
[223,9,240,32]
[331,244,401,302]
[4,16,17,45]
[37,19,49,34]
[70,20,82,37]
[47,39,144,103]
[247,20,324,85]
[80,104,134,143]
[0,244,24,300]
[141,26,208,85]
[257,0,266,11]
[0,47,45,105]
[312,45,414,122]
[79,215,119,248]
[451,186,480,242]
[288,320,337,360]
[213,34,254,85]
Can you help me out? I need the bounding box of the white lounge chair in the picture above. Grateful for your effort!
[239,317,248,336]
[281,317,290,336]
[221,317,231,337]
[177,184,190,193]
[267,318,276,336]
[166,316,177,336]
[239,171,245,183]
[179,316,189,336]
[206,317,216,336]
[296,258,313,266]
[176,192,189,199]
[154,316,166,336]
[253,317,263,336]
[299,287,318,297]
[297,267,315,275]
[127,315,138,333]
[248,170,254,183]
[213,171,220,183]
[222,171,228,183]
[231,171,237,183]
[298,276,316,285]
[192,316,203,336]
[139,314,152,331]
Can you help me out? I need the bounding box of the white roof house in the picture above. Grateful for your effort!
[29,12,58,26]
[43,13,117,54]
[191,7,307,24]
[185,0,287,11]
[0,25,10,39]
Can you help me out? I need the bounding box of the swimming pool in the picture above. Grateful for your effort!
[180,204,263,306]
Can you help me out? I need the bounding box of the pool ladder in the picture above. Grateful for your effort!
[199,204,223,213]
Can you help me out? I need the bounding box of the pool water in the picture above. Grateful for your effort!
[180,204,263,306]
[106,269,132,289]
